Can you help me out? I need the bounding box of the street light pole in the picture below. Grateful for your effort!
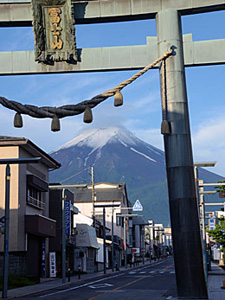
[116,214,138,269]
[94,204,120,275]
[2,164,10,299]
[199,186,217,282]
[194,162,216,284]
[103,207,106,274]
[124,216,127,268]
[200,188,208,281]
[62,188,66,283]
[91,166,96,228]
[111,208,114,272]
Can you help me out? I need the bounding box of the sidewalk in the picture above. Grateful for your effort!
[1,259,225,299]
[208,262,225,300]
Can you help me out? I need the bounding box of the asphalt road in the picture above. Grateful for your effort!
[16,257,177,300]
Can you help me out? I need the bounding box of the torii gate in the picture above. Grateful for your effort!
[1,1,225,299]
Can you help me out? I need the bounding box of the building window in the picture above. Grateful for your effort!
[27,186,45,209]
[116,215,124,227]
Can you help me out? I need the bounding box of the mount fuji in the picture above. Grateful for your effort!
[49,127,224,225]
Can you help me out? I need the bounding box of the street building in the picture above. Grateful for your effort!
[0,136,60,280]
[49,188,78,276]
[70,182,132,269]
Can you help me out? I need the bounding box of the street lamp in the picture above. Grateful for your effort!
[94,204,120,274]
[194,161,217,205]
[116,213,138,268]
[194,162,217,168]
[0,157,41,299]
[199,187,217,278]
[194,162,216,284]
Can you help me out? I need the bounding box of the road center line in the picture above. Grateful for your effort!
[87,274,147,300]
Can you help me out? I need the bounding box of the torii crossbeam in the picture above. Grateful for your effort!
[1,1,224,299]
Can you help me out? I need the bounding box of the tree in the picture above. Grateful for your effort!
[207,217,225,253]
[215,180,225,198]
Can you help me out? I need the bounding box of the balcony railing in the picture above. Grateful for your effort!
[27,195,45,210]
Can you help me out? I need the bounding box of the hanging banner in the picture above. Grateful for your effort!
[49,252,57,278]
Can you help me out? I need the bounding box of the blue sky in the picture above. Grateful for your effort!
[0,10,225,176]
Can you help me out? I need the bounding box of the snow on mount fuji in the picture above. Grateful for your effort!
[49,127,223,225]
[50,127,166,186]
[50,127,169,223]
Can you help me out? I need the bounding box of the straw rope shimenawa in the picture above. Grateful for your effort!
[0,49,173,131]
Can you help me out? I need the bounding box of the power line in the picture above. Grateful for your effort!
[60,166,91,183]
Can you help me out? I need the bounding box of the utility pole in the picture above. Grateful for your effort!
[103,207,106,274]
[117,214,138,269]
[91,166,96,228]
[111,207,114,272]
[61,189,66,284]
[94,204,120,274]
[124,217,127,268]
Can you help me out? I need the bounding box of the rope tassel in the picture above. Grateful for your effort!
[83,106,93,123]
[0,49,173,130]
[161,58,171,135]
[51,115,60,132]
[114,91,123,107]
[161,120,170,135]
[14,113,23,128]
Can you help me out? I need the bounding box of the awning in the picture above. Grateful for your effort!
[27,175,48,192]
[76,224,99,249]
[25,214,56,237]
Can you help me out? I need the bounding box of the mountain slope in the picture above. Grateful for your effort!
[49,127,224,225]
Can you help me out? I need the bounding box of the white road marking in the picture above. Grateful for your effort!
[89,283,113,289]
[139,271,146,274]
[149,271,155,273]
[39,273,123,298]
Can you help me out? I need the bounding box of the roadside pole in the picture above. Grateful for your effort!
[111,208,114,272]
[94,204,120,275]
[62,188,66,283]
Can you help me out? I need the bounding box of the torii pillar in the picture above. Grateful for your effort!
[157,9,208,299]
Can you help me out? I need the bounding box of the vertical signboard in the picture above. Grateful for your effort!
[65,200,71,236]
[49,252,57,278]
[209,212,215,230]
[41,240,46,277]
